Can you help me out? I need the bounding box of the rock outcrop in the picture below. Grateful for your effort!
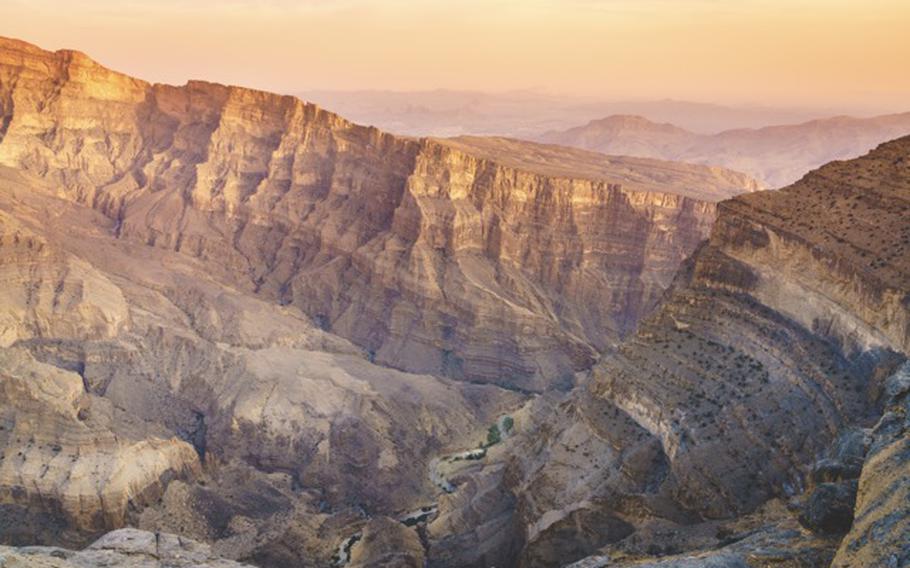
[0,528,256,567]
[0,348,200,545]
[1,34,908,568]
[430,137,910,566]
[832,363,910,567]
[539,113,910,187]
[0,165,520,564]
[0,36,758,390]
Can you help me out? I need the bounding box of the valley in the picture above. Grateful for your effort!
[0,33,907,568]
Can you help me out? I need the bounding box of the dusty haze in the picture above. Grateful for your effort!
[2,0,909,112]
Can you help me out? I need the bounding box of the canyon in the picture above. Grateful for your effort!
[0,37,759,391]
[0,35,908,568]
[469,134,910,567]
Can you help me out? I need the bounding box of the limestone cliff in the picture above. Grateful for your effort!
[0,36,758,390]
[2,35,907,568]
[0,348,200,543]
[0,165,520,564]
[431,137,910,566]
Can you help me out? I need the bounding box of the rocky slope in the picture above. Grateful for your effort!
[1,34,907,568]
[539,113,910,187]
[832,362,910,567]
[0,528,255,567]
[0,165,521,565]
[0,36,758,391]
[426,137,910,567]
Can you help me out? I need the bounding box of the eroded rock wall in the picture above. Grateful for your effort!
[439,137,909,567]
[0,37,758,389]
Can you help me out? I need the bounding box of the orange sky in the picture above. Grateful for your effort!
[3,0,909,111]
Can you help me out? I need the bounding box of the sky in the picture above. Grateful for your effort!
[2,0,909,112]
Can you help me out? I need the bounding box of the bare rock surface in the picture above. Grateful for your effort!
[429,138,910,566]
[0,36,759,390]
[832,362,910,567]
[0,35,908,568]
[0,165,520,563]
[0,528,255,567]
[0,339,200,545]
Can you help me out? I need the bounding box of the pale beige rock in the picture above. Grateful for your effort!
[0,36,760,390]
[0,165,520,563]
[0,348,200,536]
[0,211,128,347]
[428,138,910,566]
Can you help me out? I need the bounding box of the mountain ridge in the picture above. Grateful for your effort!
[426,135,910,567]
[0,35,759,390]
[539,111,910,187]
[1,34,907,568]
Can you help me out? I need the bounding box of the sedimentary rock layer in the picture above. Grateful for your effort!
[0,528,255,567]
[435,137,910,566]
[0,36,758,389]
[591,135,909,519]
[0,166,519,564]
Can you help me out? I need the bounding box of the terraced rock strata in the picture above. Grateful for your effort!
[0,36,758,390]
[428,137,910,566]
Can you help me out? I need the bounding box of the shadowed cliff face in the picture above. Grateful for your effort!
[0,165,521,562]
[3,34,906,568]
[591,139,909,518]
[433,137,910,567]
[0,37,759,390]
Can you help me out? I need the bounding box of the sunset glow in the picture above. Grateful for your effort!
[3,0,908,111]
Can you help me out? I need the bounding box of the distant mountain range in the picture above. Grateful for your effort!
[537,112,910,187]
[297,89,859,138]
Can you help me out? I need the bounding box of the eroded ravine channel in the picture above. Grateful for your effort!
[330,414,517,566]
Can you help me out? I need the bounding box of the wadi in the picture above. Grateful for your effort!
[0,7,908,568]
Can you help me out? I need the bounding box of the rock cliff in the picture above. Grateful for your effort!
[0,36,758,390]
[431,137,910,566]
[0,165,519,564]
[1,34,907,568]
[832,363,910,567]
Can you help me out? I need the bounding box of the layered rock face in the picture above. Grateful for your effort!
[0,37,758,390]
[0,165,520,564]
[0,348,200,544]
[432,137,910,566]
[2,34,907,568]
[590,134,908,516]
[832,363,910,567]
[590,135,910,517]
